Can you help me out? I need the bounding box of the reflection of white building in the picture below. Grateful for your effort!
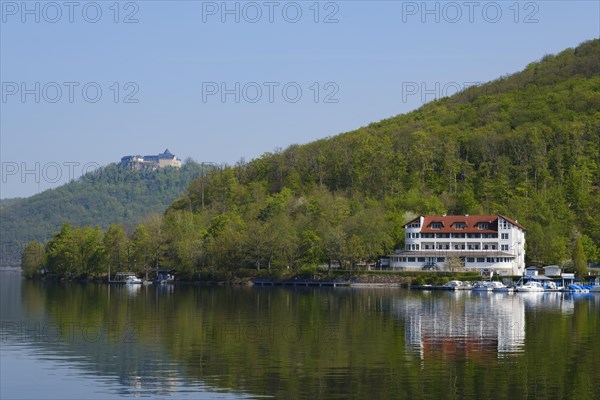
[395,293,525,359]
[389,215,526,276]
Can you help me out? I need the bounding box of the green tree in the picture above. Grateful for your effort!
[21,241,45,278]
[572,235,588,278]
[103,224,128,278]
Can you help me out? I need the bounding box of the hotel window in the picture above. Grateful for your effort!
[491,245,496,250]
[478,223,489,230]
[477,257,485,263]
[483,245,488,250]
[431,222,442,229]
[501,245,509,251]
[437,257,445,262]
[466,257,475,263]
[407,257,415,262]
[486,257,494,263]
[501,233,509,240]
[454,222,465,230]
[417,257,425,262]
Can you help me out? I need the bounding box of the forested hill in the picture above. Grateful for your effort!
[1,162,208,268]
[26,39,600,279]
[165,39,599,272]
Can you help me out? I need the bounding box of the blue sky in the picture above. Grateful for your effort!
[1,0,599,198]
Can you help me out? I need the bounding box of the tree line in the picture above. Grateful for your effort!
[2,160,209,268]
[22,39,600,280]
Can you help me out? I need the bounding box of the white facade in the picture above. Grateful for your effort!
[389,214,526,276]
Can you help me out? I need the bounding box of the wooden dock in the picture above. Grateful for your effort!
[252,278,351,287]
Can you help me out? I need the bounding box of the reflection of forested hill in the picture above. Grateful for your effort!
[13,280,600,399]
[3,276,250,398]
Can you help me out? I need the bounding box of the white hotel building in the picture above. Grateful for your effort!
[389,214,526,276]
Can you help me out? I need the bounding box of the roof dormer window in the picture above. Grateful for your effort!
[431,222,442,229]
[478,223,489,230]
[454,222,466,230]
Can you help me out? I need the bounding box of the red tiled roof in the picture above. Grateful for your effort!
[420,215,497,233]
[405,214,526,232]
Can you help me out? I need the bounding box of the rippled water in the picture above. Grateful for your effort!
[1,270,599,399]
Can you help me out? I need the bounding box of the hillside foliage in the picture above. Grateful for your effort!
[1,161,208,268]
[24,40,600,279]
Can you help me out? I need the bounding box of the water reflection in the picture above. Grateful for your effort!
[1,271,599,400]
[396,292,525,359]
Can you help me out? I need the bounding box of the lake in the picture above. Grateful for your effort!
[1,270,599,399]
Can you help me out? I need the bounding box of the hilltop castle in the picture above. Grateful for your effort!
[120,149,182,170]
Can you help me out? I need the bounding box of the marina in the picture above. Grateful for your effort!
[415,276,600,293]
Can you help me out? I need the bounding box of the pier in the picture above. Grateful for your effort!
[252,278,351,287]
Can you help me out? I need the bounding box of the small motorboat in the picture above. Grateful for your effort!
[472,281,492,292]
[124,275,143,284]
[516,281,545,292]
[443,280,471,290]
[543,281,562,292]
[487,281,512,292]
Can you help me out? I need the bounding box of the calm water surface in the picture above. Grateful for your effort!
[1,270,599,399]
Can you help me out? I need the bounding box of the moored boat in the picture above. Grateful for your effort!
[516,281,545,292]
[125,275,143,284]
[543,281,562,292]
[443,280,465,290]
[487,281,511,292]
[472,281,492,291]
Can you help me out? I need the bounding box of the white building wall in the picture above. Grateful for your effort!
[392,215,525,275]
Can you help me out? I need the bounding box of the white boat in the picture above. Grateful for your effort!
[125,275,143,284]
[443,280,471,290]
[111,271,143,284]
[472,281,492,291]
[516,281,545,292]
[543,281,562,292]
[487,281,512,292]
[443,280,463,290]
